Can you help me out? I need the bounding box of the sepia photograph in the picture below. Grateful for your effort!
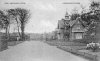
[0,0,100,61]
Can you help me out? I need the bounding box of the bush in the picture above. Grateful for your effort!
[8,36,17,42]
[24,35,30,40]
[86,42,100,52]
[0,35,8,51]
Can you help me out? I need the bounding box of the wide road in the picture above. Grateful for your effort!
[0,41,89,61]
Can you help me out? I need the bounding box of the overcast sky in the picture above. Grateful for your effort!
[0,0,98,33]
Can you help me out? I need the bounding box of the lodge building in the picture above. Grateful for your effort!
[57,12,87,40]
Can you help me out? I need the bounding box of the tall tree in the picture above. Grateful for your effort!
[0,10,10,37]
[15,8,30,41]
[7,9,21,37]
[2,15,10,36]
[90,1,100,42]
[0,10,5,29]
[70,8,80,20]
[70,13,80,20]
[81,1,100,42]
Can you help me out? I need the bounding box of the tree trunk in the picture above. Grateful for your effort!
[5,27,7,36]
[5,26,9,40]
[7,25,10,40]
[21,23,25,41]
[15,17,21,38]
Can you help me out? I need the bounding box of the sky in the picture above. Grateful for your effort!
[0,0,97,33]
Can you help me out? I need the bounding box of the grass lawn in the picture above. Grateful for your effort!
[45,40,99,61]
[45,40,86,46]
[45,40,87,51]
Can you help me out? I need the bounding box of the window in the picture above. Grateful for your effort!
[75,33,82,39]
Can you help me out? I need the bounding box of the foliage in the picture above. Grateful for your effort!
[24,34,30,40]
[15,8,30,41]
[15,8,30,24]
[0,10,10,37]
[70,13,80,20]
[90,1,100,10]
[80,1,100,40]
[7,8,30,41]
[0,10,4,29]
[7,9,21,37]
[86,42,100,52]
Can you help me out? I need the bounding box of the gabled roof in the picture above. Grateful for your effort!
[69,17,86,27]
[69,20,76,26]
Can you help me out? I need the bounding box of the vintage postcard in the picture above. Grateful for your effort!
[0,0,99,61]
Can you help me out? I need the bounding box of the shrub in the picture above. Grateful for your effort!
[24,35,30,40]
[86,42,100,52]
